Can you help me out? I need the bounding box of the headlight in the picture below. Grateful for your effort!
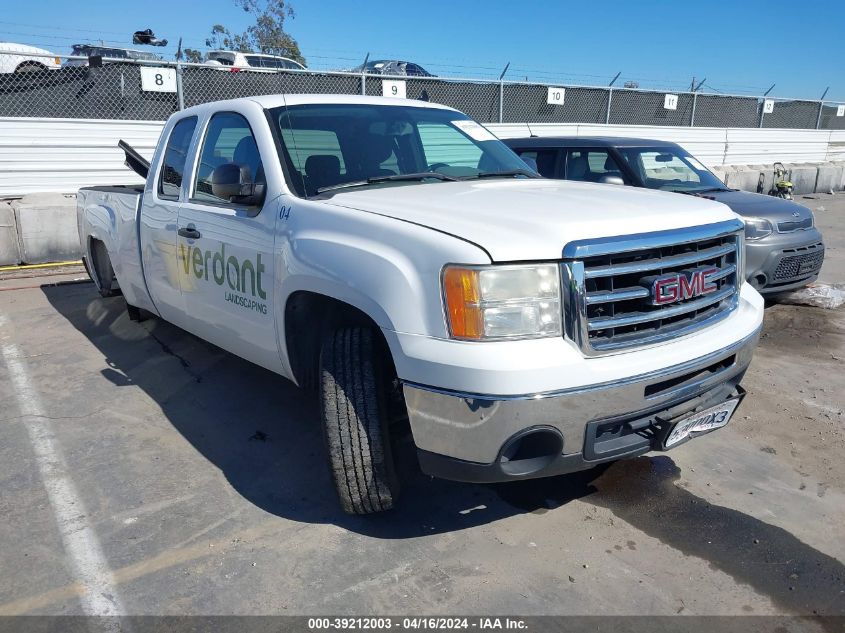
[744,217,773,240]
[442,264,561,340]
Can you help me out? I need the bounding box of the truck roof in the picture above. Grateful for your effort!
[177,94,459,116]
[503,136,681,149]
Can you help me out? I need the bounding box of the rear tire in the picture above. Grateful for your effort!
[90,240,121,298]
[319,327,399,515]
[14,62,46,74]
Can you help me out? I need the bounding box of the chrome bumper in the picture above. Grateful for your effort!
[402,327,760,477]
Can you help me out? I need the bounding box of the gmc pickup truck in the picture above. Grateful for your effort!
[78,95,764,514]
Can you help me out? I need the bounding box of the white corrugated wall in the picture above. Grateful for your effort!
[0,117,163,197]
[1,117,843,197]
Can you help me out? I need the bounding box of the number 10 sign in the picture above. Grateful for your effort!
[547,87,565,105]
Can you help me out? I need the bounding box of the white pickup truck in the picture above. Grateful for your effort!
[78,95,764,514]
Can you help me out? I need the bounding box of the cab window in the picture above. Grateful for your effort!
[158,116,197,199]
[515,149,558,178]
[565,149,627,184]
[192,112,265,205]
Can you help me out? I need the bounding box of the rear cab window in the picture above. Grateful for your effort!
[158,116,198,199]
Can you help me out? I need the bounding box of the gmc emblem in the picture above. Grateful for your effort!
[644,266,719,305]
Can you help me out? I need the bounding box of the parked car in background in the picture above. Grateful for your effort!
[204,50,306,71]
[350,59,435,77]
[505,137,825,294]
[64,44,163,67]
[0,42,61,73]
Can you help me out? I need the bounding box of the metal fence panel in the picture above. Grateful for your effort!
[762,99,821,129]
[692,94,760,128]
[1,51,844,132]
[0,64,176,120]
[181,67,361,108]
[502,85,607,124]
[608,90,694,126]
[819,104,845,130]
[364,77,500,123]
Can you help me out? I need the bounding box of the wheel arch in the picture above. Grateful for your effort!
[282,289,397,391]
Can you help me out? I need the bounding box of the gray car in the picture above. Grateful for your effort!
[504,137,824,294]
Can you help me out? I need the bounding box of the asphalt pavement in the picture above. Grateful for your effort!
[0,195,843,624]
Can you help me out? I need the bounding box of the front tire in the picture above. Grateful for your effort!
[319,327,399,514]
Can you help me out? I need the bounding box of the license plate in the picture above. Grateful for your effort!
[664,397,742,448]
[797,260,817,275]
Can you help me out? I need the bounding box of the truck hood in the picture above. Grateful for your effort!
[318,178,740,261]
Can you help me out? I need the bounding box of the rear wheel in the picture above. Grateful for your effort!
[15,62,46,74]
[90,240,121,298]
[319,326,399,514]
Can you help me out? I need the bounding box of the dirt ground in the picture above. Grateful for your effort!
[0,195,843,626]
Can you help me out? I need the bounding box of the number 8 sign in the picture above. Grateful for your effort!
[140,67,177,93]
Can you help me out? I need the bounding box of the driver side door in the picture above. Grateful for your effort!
[177,110,282,373]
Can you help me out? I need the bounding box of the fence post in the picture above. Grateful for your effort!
[498,80,504,123]
[605,88,613,125]
[690,92,697,127]
[815,101,824,130]
[175,60,185,111]
[361,71,366,96]
[758,101,765,128]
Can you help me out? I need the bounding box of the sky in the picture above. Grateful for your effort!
[2,0,844,100]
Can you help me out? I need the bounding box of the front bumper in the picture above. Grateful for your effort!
[745,229,824,294]
[403,327,760,483]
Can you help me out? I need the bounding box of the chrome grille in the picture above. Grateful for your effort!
[561,220,744,355]
[777,217,813,232]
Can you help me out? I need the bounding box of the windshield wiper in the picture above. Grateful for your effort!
[675,186,733,195]
[315,172,459,195]
[462,169,539,180]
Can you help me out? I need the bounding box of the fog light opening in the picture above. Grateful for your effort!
[751,273,767,289]
[499,427,564,476]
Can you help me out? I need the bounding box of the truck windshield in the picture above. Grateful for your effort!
[616,147,727,194]
[269,104,535,197]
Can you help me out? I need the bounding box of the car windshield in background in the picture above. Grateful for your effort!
[270,104,534,197]
[616,147,727,193]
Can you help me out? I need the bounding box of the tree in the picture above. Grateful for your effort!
[204,0,305,65]
[183,48,204,63]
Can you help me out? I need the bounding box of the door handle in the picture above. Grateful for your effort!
[178,227,201,240]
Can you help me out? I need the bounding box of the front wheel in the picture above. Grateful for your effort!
[319,327,399,514]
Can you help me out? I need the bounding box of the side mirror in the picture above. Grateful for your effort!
[598,174,625,186]
[211,163,265,206]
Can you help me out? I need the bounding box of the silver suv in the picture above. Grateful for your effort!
[505,136,825,294]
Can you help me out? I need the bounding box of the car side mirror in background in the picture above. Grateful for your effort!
[211,163,265,206]
[598,175,625,186]
[520,156,539,173]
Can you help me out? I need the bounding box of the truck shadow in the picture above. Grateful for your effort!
[40,284,845,617]
[44,283,601,536]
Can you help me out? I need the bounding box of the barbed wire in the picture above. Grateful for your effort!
[0,26,841,101]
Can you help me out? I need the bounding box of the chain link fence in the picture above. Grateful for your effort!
[1,51,844,129]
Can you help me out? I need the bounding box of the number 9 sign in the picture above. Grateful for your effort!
[382,79,406,99]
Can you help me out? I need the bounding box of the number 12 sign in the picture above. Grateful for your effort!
[140,67,177,93]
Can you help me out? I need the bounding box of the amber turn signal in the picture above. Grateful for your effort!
[442,266,483,339]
